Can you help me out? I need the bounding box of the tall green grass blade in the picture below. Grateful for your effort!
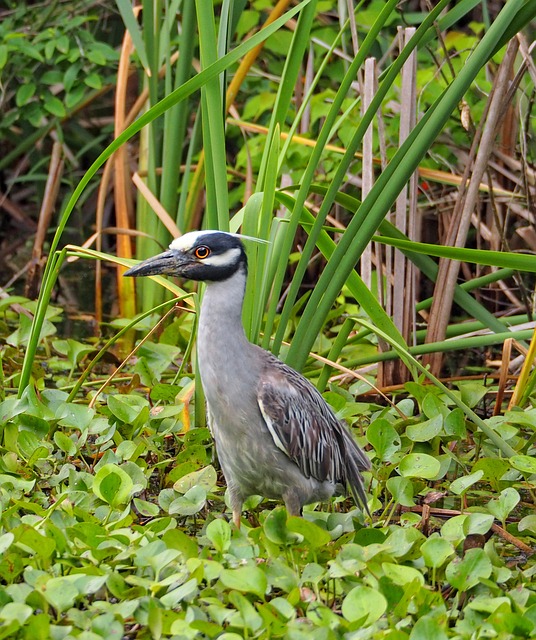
[256,0,318,189]
[375,235,536,273]
[248,127,280,343]
[274,191,406,352]
[347,328,534,369]
[317,317,356,391]
[271,0,451,360]
[287,0,525,370]
[299,184,509,334]
[160,0,196,219]
[264,0,402,353]
[355,319,517,458]
[197,0,230,229]
[116,0,149,72]
[18,0,312,394]
[242,193,264,341]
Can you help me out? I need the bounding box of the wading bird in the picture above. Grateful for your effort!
[125,231,370,526]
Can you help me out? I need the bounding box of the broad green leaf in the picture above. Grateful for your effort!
[518,515,536,534]
[173,465,217,493]
[444,408,467,439]
[93,464,134,506]
[206,518,232,554]
[486,487,520,522]
[510,455,536,475]
[422,393,449,419]
[228,591,264,632]
[382,563,424,586]
[263,507,302,545]
[0,533,14,554]
[410,615,449,640]
[14,525,55,558]
[446,548,492,591]
[341,586,387,624]
[133,498,160,517]
[456,381,489,408]
[150,383,182,402]
[160,578,198,607]
[54,431,77,456]
[0,602,33,625]
[421,536,455,568]
[406,415,443,442]
[463,514,495,538]
[449,470,484,495]
[220,565,267,599]
[386,476,415,507]
[472,458,511,483]
[367,418,401,460]
[43,95,66,117]
[398,453,441,479]
[15,83,36,107]
[41,577,79,613]
[107,394,150,424]
[168,485,207,515]
[286,517,331,549]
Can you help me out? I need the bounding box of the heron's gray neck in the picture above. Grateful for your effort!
[198,266,248,353]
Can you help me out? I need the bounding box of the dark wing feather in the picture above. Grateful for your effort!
[257,355,370,509]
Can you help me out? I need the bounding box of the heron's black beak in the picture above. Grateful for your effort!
[123,250,187,278]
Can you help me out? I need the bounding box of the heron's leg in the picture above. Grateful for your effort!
[228,484,243,528]
[283,490,303,518]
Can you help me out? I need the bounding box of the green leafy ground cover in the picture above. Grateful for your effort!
[0,300,535,639]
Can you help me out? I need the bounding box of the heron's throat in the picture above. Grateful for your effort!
[198,265,248,353]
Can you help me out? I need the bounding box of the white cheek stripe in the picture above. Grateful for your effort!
[202,247,242,267]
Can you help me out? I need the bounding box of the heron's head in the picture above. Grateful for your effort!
[123,230,249,282]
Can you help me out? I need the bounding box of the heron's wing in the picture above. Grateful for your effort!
[257,358,370,502]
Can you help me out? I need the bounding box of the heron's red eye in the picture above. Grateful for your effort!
[194,245,210,259]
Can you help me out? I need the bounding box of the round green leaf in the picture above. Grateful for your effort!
[406,415,443,442]
[422,393,448,419]
[445,548,492,591]
[444,408,466,439]
[510,455,536,475]
[382,562,424,586]
[518,515,536,534]
[220,565,267,599]
[93,464,134,507]
[263,507,302,545]
[206,518,232,554]
[366,418,401,461]
[286,516,331,548]
[341,586,387,624]
[449,470,484,495]
[410,615,449,640]
[0,532,14,554]
[168,485,207,516]
[0,602,33,625]
[54,431,77,456]
[486,487,520,522]
[42,577,79,613]
[133,498,160,517]
[386,476,415,507]
[173,465,217,494]
[421,535,455,568]
[108,394,150,424]
[398,453,441,479]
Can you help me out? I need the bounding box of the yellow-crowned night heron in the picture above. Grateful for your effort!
[125,231,371,525]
